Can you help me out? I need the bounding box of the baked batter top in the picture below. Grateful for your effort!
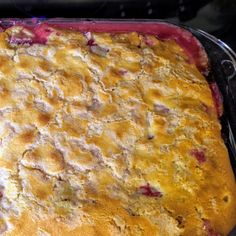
[0,25,235,236]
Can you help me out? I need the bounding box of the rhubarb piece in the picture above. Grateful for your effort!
[90,45,109,57]
[154,104,170,115]
[8,27,34,45]
[84,32,109,56]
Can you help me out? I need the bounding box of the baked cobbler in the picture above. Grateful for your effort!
[0,24,235,236]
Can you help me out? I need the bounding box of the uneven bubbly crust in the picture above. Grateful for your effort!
[0,25,235,236]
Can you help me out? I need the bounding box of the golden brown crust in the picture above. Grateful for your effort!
[0,26,235,236]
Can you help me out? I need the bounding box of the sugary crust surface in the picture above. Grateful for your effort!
[0,26,235,236]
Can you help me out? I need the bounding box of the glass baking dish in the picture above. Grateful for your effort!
[0,18,235,235]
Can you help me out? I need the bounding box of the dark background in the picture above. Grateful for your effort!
[0,0,235,50]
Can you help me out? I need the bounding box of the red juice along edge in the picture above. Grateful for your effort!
[209,82,224,117]
[4,20,208,74]
[45,21,209,75]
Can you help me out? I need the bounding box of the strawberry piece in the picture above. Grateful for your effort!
[190,149,206,164]
[139,183,162,197]
[33,24,54,44]
[87,39,97,46]
[144,36,155,46]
